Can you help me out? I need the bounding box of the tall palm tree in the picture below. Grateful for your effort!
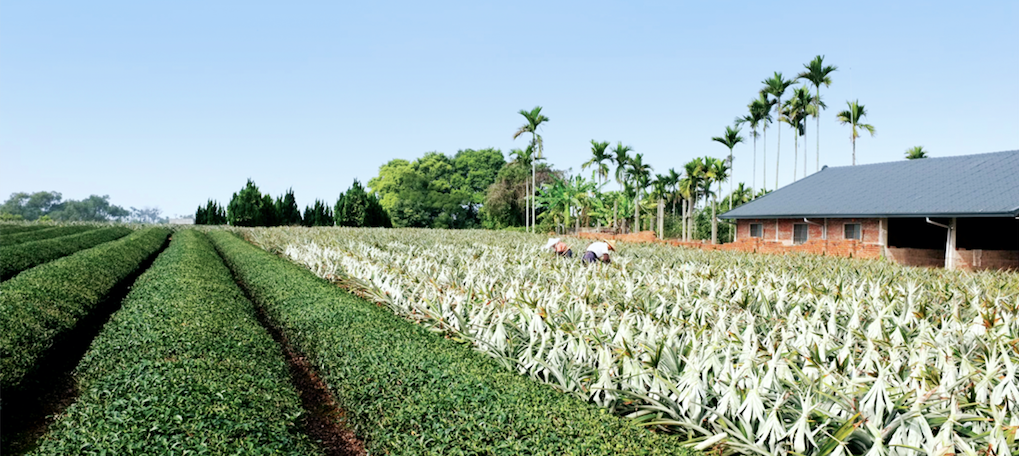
[684,158,707,241]
[650,174,669,238]
[797,55,837,172]
[667,167,682,215]
[703,157,729,244]
[513,106,549,233]
[784,86,812,181]
[611,142,633,231]
[711,125,745,211]
[735,94,771,194]
[762,72,794,190]
[726,182,753,209]
[628,153,653,233]
[836,100,875,165]
[905,146,928,159]
[509,146,536,227]
[582,140,612,185]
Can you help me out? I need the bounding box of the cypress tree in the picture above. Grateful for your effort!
[227,179,263,226]
[259,194,278,226]
[194,205,206,224]
[302,205,315,227]
[276,188,302,226]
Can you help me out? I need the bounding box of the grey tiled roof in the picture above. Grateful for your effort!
[721,150,1019,219]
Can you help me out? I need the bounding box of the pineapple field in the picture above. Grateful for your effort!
[247,226,1019,455]
[2,223,1017,455]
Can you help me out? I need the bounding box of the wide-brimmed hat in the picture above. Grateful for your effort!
[604,239,617,250]
[544,238,561,250]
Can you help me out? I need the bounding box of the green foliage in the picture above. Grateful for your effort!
[0,224,52,235]
[302,200,333,227]
[0,226,133,280]
[50,195,130,221]
[0,227,169,395]
[195,199,227,225]
[335,180,390,228]
[29,230,318,455]
[0,212,24,221]
[227,179,265,226]
[275,188,303,225]
[0,225,97,246]
[207,230,696,456]
[481,162,557,229]
[1,192,131,222]
[369,149,505,229]
[0,191,63,221]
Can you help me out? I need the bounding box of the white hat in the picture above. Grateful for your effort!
[544,238,561,250]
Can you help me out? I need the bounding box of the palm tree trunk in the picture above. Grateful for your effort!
[816,86,821,172]
[728,150,734,211]
[775,100,781,190]
[752,127,757,195]
[657,198,664,239]
[711,194,718,244]
[804,119,808,177]
[793,127,798,181]
[531,161,536,233]
[762,126,768,192]
[633,191,640,234]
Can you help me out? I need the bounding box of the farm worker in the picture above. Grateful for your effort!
[543,238,573,258]
[582,239,615,264]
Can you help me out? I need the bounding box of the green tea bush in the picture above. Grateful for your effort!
[30,230,319,455]
[0,226,133,280]
[0,224,53,235]
[208,230,695,456]
[0,225,97,246]
[0,227,169,395]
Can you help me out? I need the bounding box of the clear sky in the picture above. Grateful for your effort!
[2,1,1016,219]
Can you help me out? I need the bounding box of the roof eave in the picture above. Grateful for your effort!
[720,211,1019,220]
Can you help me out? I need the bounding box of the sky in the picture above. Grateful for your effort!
[2,1,1017,219]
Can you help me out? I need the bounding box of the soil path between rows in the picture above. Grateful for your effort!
[250,304,366,456]
[0,235,171,456]
[224,233,364,455]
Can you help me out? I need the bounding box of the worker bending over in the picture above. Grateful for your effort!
[583,239,615,264]
[544,238,573,258]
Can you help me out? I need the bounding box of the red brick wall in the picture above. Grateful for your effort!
[737,218,882,246]
[885,247,945,268]
[953,249,1019,271]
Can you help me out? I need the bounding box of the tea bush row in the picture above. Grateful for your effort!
[0,223,54,235]
[0,226,133,280]
[30,230,319,455]
[0,227,170,395]
[0,225,97,246]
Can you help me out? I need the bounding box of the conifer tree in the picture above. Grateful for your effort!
[227,179,264,226]
[276,188,302,225]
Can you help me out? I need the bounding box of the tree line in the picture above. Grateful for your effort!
[196,179,391,228]
[0,191,166,223]
[198,54,936,242]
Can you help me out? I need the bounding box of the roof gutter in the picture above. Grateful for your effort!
[925,217,950,229]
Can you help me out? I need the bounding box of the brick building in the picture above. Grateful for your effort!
[719,150,1019,271]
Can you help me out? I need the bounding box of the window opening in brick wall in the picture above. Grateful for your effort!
[844,223,861,240]
[793,224,809,245]
[750,223,763,238]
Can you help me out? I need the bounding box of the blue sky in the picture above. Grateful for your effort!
[2,1,1016,218]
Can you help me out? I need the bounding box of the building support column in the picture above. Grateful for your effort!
[879,218,888,258]
[947,217,957,270]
